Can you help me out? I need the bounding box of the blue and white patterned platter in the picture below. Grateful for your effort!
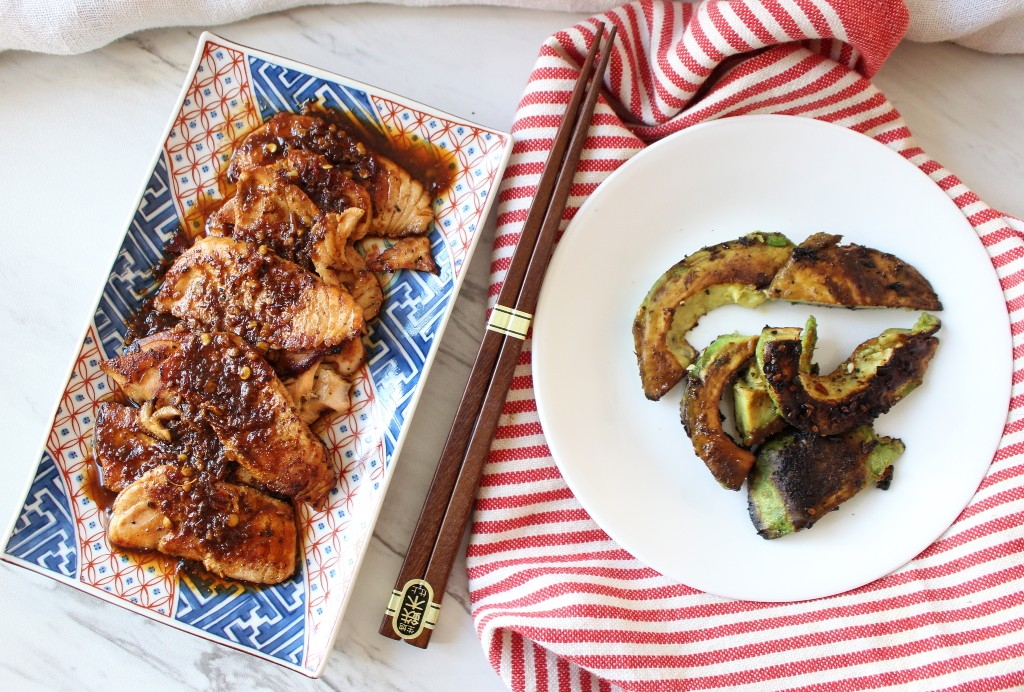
[1,32,511,677]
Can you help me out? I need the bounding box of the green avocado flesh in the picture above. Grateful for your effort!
[756,313,940,436]
[667,285,769,366]
[733,363,788,448]
[633,232,794,401]
[747,426,905,539]
[682,333,759,490]
[733,317,817,447]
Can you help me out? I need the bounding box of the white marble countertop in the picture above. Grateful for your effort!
[0,5,1021,691]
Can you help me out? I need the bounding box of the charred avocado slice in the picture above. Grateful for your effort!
[681,333,759,490]
[747,426,904,539]
[733,317,817,447]
[757,313,940,436]
[767,233,942,310]
[733,363,788,448]
[633,232,794,400]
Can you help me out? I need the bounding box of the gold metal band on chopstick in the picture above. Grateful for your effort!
[486,304,533,340]
[385,579,441,639]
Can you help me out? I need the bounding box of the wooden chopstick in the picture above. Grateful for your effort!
[378,24,609,643]
[379,24,617,648]
[378,23,612,643]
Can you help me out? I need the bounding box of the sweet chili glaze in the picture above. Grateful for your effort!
[123,226,191,344]
[82,449,119,514]
[126,106,452,344]
[93,403,178,488]
[285,147,373,212]
[163,333,279,438]
[159,331,334,503]
[85,391,137,511]
[157,239,354,351]
[151,465,275,564]
[228,104,456,199]
[313,103,457,199]
[327,110,458,199]
[89,401,238,501]
[219,159,342,270]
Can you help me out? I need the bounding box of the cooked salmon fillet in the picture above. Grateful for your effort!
[365,236,439,274]
[227,113,349,182]
[367,153,434,238]
[102,329,336,507]
[274,149,373,241]
[93,402,179,492]
[206,160,369,270]
[205,161,381,320]
[107,465,297,584]
[100,332,183,402]
[227,111,433,237]
[208,165,325,261]
[93,400,240,491]
[153,236,365,352]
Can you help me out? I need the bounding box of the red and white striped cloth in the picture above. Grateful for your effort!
[466,1,1024,689]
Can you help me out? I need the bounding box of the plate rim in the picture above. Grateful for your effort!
[1,30,513,676]
[532,112,1013,602]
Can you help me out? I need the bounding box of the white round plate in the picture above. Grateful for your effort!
[532,115,1012,602]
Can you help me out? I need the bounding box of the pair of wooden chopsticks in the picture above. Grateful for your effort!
[379,22,617,648]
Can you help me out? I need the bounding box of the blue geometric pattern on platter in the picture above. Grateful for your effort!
[94,154,180,359]
[176,570,306,665]
[249,57,382,135]
[367,234,454,461]
[4,451,77,578]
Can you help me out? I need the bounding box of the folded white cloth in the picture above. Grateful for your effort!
[905,0,1024,52]
[2,0,1023,55]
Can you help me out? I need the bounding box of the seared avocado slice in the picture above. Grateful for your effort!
[681,333,759,490]
[633,232,794,400]
[747,426,904,539]
[733,363,788,448]
[757,313,940,436]
[733,317,816,447]
[767,233,942,310]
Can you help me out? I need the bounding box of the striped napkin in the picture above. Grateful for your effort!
[467,1,1024,689]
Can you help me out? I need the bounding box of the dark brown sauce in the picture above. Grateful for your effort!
[166,333,279,438]
[100,538,239,587]
[303,102,457,198]
[98,389,131,406]
[111,546,169,570]
[123,105,453,347]
[357,122,457,198]
[123,226,190,345]
[81,449,119,514]
[154,465,253,561]
[176,561,244,591]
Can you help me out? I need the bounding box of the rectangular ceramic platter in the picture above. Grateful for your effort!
[1,32,511,677]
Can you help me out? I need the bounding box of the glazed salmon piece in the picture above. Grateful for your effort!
[153,236,365,352]
[108,465,297,584]
[102,329,336,508]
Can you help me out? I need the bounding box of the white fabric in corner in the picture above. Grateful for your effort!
[2,0,1024,55]
[904,0,1024,53]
